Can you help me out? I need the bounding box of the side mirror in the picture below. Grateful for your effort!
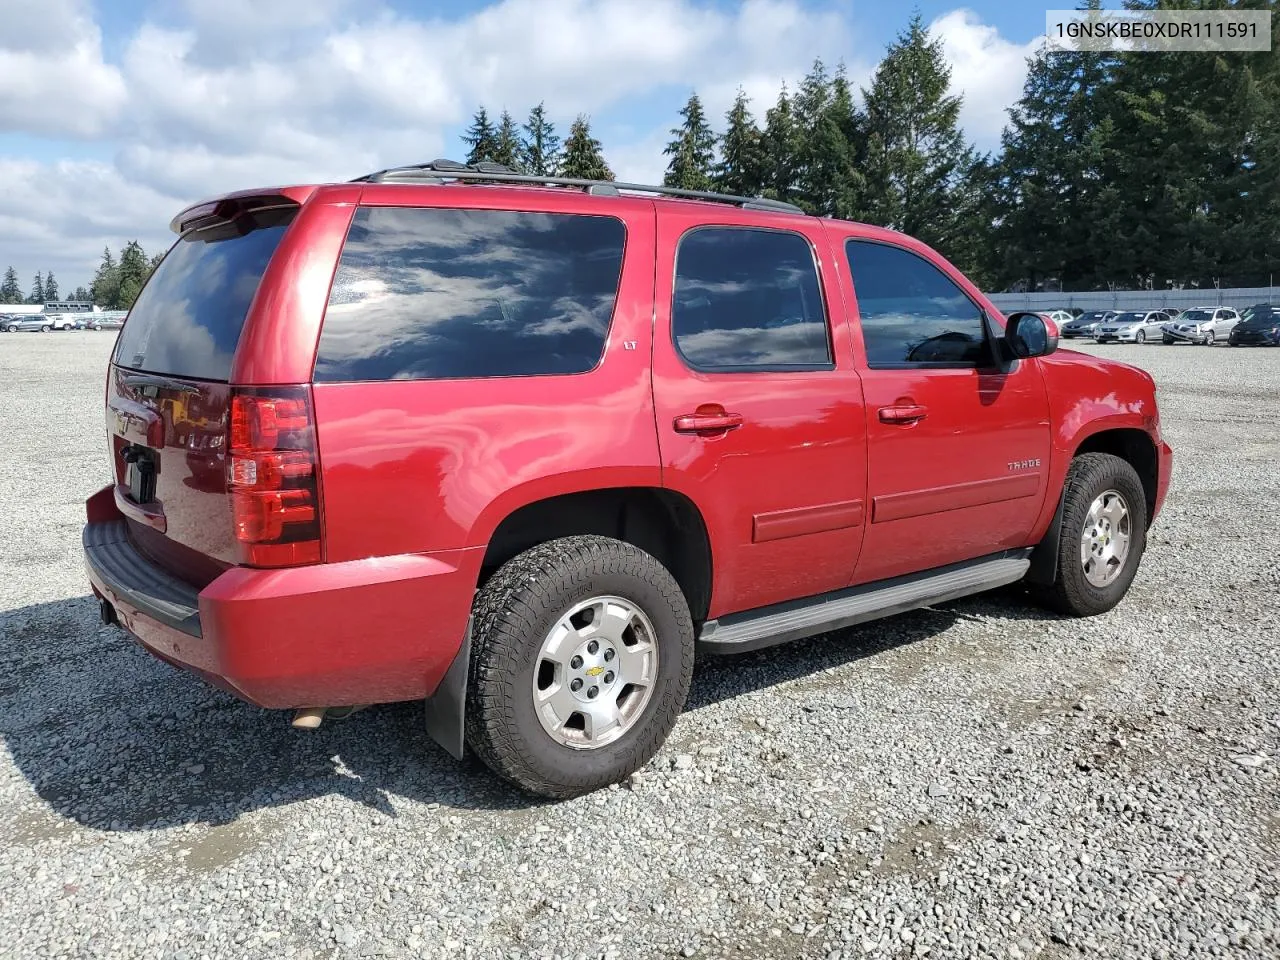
[1005,312,1059,359]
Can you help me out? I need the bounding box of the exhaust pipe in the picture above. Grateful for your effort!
[291,705,368,729]
[99,598,118,626]
[291,707,326,729]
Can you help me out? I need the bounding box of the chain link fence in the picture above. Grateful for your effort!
[987,287,1279,313]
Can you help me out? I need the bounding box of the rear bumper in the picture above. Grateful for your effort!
[84,517,479,709]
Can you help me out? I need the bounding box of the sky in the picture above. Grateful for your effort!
[0,0,1054,294]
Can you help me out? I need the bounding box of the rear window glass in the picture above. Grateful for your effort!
[313,206,626,382]
[114,208,294,380]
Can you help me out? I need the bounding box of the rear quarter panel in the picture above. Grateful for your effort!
[307,188,662,562]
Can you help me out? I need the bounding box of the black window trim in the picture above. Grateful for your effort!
[313,204,630,384]
[670,223,837,375]
[843,236,1004,372]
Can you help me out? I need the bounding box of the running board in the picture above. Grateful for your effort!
[697,549,1032,654]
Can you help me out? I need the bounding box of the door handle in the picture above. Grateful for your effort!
[673,411,745,434]
[878,404,928,425]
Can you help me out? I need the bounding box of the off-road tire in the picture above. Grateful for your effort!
[464,536,695,799]
[1031,453,1148,617]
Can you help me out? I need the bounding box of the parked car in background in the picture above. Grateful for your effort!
[3,315,54,332]
[85,313,126,330]
[47,314,80,331]
[1163,306,1239,345]
[1095,309,1177,344]
[81,160,1173,798]
[1228,304,1280,346]
[1061,310,1114,339]
[1044,310,1075,327]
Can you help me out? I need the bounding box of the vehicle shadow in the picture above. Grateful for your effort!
[0,588,1058,831]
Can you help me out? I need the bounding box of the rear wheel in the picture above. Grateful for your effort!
[1030,453,1148,617]
[40,325,50,332]
[464,535,695,798]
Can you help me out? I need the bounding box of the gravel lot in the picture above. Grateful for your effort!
[1,332,1277,960]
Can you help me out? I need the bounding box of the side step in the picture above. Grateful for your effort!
[697,549,1032,654]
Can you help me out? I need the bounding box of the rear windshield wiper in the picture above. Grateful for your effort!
[122,374,202,394]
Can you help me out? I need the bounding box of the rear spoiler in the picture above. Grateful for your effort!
[169,186,317,235]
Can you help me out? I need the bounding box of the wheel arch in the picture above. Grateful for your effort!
[1027,426,1159,586]
[479,486,714,623]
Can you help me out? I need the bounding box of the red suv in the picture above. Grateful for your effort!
[83,161,1173,798]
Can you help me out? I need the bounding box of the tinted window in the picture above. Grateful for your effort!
[314,207,625,381]
[672,227,830,370]
[114,208,293,380]
[845,240,987,366]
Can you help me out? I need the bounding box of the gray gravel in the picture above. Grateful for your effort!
[1,332,1278,959]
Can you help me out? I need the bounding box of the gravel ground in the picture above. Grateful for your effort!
[1,332,1277,960]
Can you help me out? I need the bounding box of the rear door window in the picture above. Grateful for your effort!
[314,206,626,381]
[113,207,294,381]
[671,227,832,371]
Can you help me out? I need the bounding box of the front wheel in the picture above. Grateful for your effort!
[1204,330,1215,346]
[464,536,695,798]
[1162,336,1174,345]
[1030,453,1148,617]
[1135,330,1146,344]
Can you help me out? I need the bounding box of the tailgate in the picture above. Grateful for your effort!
[106,200,297,579]
[107,366,237,572]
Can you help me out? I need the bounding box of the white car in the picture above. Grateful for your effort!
[1163,306,1240,345]
[47,314,80,330]
[1044,310,1075,327]
[1094,309,1176,344]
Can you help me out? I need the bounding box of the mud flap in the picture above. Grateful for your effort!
[1025,494,1066,586]
[423,617,471,759]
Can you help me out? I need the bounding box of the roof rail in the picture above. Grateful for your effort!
[351,160,807,215]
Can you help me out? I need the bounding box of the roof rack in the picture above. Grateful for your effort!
[351,159,806,215]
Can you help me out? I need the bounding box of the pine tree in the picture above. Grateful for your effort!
[861,15,978,265]
[462,107,499,165]
[992,36,1117,290]
[90,247,119,308]
[521,103,561,176]
[117,241,150,310]
[43,271,59,301]
[761,84,801,202]
[0,267,20,304]
[70,286,91,302]
[715,89,766,196]
[793,61,864,217]
[558,116,614,181]
[28,271,45,304]
[493,110,523,169]
[663,93,717,191]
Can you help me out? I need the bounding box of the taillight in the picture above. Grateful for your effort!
[227,386,323,567]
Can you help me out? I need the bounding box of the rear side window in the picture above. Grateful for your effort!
[672,227,831,371]
[314,207,626,382]
[114,208,294,380]
[845,240,987,367]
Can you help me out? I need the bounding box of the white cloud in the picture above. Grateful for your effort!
[0,0,125,138]
[0,1,1032,286]
[930,9,1038,151]
[0,159,176,284]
